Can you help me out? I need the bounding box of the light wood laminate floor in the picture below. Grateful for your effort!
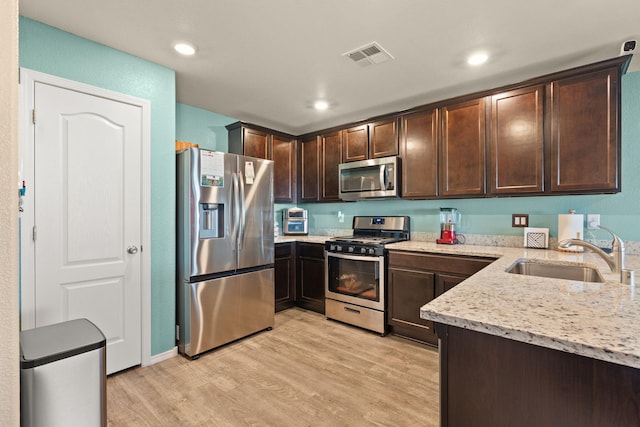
[107,308,439,426]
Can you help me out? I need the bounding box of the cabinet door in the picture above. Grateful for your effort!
[550,68,620,192]
[489,86,544,194]
[300,136,319,202]
[369,118,399,158]
[320,131,342,201]
[388,267,437,345]
[272,135,297,203]
[436,273,467,297]
[400,109,438,198]
[342,125,368,162]
[275,243,296,312]
[296,243,325,314]
[243,127,270,159]
[439,98,486,196]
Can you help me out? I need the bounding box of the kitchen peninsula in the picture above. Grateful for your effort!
[406,241,640,427]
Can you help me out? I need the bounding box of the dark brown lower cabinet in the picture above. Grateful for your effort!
[437,324,640,427]
[388,267,437,344]
[387,251,494,345]
[274,243,296,312]
[296,242,325,314]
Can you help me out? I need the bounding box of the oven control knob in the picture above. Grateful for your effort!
[330,244,336,251]
[336,245,342,252]
[368,248,375,255]
[360,247,366,254]
[348,246,354,253]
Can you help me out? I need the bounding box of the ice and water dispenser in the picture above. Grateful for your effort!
[199,203,224,238]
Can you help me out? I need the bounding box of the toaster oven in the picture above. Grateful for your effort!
[283,208,308,235]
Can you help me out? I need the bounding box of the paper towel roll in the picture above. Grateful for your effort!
[558,212,584,252]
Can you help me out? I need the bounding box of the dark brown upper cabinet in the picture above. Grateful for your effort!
[369,118,399,158]
[400,109,438,199]
[227,122,298,203]
[342,124,368,162]
[319,130,342,201]
[299,135,320,202]
[342,118,399,163]
[228,125,270,159]
[488,85,544,195]
[550,67,620,193]
[272,133,298,202]
[233,56,628,204]
[439,98,487,197]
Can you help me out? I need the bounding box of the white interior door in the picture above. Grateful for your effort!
[32,81,142,374]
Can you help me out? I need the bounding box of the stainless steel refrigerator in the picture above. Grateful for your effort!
[176,148,274,358]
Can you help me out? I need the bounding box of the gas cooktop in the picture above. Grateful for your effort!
[330,235,406,245]
[326,216,410,254]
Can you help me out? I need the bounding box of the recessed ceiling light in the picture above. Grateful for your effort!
[174,43,196,56]
[314,100,329,111]
[467,52,489,66]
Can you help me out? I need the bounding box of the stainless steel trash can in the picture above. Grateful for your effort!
[20,318,107,427]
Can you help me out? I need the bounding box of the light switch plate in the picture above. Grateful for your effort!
[512,214,529,228]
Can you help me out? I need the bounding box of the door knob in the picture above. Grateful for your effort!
[127,245,139,254]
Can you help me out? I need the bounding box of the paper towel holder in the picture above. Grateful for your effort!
[557,209,585,252]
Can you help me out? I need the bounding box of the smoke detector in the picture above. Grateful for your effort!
[343,42,394,67]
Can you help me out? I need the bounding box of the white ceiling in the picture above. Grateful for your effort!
[20,0,640,135]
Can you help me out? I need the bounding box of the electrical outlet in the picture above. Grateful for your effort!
[587,214,600,229]
[338,211,345,223]
[512,214,529,228]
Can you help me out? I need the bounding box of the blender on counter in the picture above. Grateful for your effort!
[437,207,460,244]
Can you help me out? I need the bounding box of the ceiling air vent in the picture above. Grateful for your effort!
[343,42,394,67]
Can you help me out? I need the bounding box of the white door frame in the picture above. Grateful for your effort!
[19,68,152,368]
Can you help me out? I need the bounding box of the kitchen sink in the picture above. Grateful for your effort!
[506,259,605,283]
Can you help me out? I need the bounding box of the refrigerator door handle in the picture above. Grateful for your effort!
[239,171,247,250]
[231,172,240,252]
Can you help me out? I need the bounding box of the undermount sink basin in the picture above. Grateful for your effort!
[506,259,605,283]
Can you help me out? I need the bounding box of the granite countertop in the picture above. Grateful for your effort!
[386,241,640,369]
[275,235,330,244]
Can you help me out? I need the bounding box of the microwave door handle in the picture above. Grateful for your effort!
[379,164,387,190]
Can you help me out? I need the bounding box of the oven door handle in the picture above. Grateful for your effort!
[326,252,385,262]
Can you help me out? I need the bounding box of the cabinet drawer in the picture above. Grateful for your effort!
[275,242,293,258]
[388,251,494,276]
[297,242,325,259]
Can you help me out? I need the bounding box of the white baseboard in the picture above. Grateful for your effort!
[146,346,178,366]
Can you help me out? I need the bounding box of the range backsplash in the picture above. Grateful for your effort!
[307,228,640,255]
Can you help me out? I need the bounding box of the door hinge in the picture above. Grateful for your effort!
[32,225,37,242]
[175,325,180,341]
[32,109,36,125]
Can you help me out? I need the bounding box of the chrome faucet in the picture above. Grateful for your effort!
[559,225,630,282]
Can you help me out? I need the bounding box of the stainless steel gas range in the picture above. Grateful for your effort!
[325,216,410,334]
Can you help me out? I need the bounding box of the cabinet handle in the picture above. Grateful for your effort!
[344,307,360,314]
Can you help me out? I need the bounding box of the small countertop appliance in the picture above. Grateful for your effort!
[437,207,460,244]
[283,207,308,235]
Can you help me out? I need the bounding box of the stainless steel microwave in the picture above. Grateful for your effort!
[338,156,401,201]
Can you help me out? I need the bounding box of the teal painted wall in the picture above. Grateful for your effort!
[176,103,236,152]
[282,70,640,242]
[19,17,177,356]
